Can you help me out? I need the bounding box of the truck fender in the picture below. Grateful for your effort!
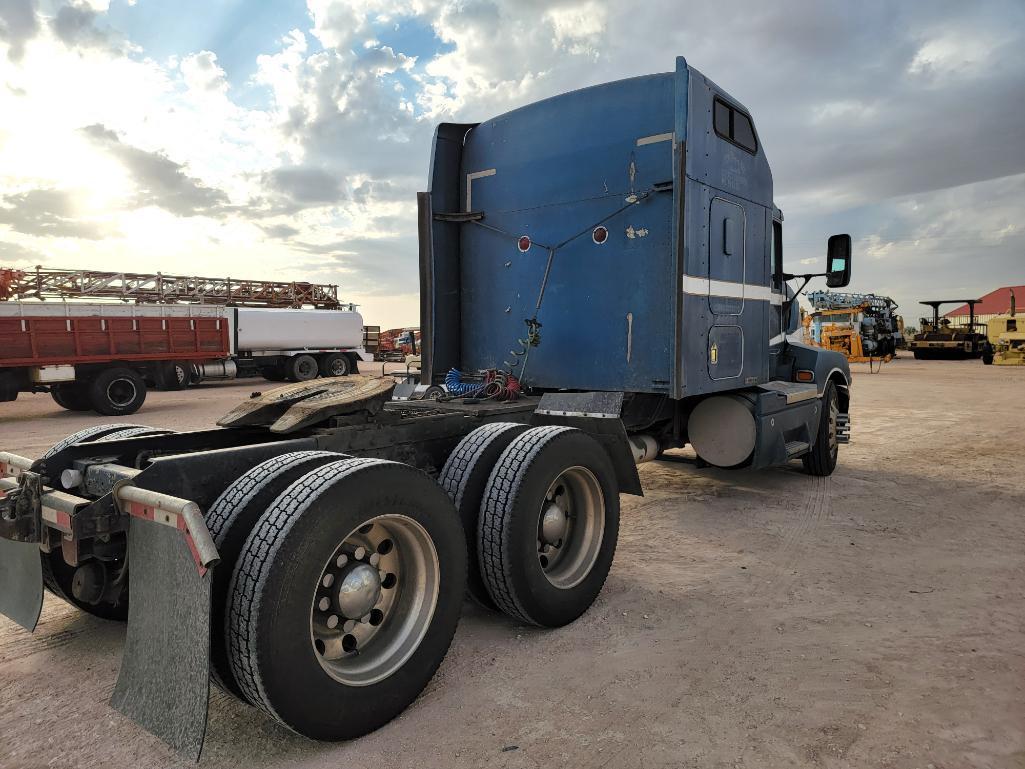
[529,392,643,497]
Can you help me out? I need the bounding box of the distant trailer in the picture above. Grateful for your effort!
[0,302,229,414]
[0,303,372,414]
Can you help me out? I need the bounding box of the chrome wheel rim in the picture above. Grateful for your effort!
[107,378,137,408]
[310,515,439,686]
[536,466,605,589]
[329,357,348,376]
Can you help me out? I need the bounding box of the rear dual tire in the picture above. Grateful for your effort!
[224,458,466,740]
[442,424,620,627]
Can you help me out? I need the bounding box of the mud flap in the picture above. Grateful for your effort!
[0,538,43,631]
[111,516,213,762]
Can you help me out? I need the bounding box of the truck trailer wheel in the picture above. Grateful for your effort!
[50,383,91,411]
[227,458,466,739]
[318,352,351,377]
[478,426,619,627]
[802,382,839,477]
[87,367,147,416]
[286,354,320,382]
[439,422,529,609]
[204,450,347,698]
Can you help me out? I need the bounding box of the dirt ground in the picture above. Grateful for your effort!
[0,359,1022,769]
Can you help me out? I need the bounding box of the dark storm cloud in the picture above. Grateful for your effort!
[81,124,229,216]
[0,188,109,239]
[0,0,38,61]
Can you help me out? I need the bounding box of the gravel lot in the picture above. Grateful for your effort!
[1,359,1022,769]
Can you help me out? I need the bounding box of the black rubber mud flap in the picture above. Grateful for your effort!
[111,517,212,762]
[0,538,43,631]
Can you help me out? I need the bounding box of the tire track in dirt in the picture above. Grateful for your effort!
[757,474,832,601]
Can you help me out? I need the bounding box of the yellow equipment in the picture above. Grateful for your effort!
[983,289,1024,366]
[803,303,894,363]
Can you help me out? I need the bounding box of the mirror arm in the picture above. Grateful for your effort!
[781,275,813,339]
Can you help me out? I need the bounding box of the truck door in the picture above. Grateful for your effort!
[706,198,745,380]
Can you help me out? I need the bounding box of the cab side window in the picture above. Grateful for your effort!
[713,97,758,154]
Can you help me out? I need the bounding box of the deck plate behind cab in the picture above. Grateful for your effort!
[218,376,395,433]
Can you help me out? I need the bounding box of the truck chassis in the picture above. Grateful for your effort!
[0,375,847,759]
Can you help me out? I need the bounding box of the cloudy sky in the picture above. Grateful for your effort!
[0,0,1023,327]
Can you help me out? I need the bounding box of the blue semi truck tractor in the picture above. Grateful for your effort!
[0,57,851,758]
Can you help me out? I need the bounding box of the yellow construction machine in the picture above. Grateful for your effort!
[983,289,1024,366]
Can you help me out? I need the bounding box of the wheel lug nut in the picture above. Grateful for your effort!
[322,573,335,588]
[354,546,367,560]
[369,552,381,567]
[360,613,371,624]
[336,554,348,568]
[343,619,357,633]
[318,597,330,611]
[326,614,339,629]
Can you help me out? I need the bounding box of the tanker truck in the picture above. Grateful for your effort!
[0,56,853,759]
[0,302,371,414]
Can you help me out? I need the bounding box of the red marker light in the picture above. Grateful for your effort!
[592,226,608,244]
[517,235,531,252]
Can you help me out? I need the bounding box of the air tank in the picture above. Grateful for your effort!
[235,308,364,351]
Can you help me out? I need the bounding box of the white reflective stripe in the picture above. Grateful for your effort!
[465,168,496,211]
[636,132,674,146]
[681,275,783,304]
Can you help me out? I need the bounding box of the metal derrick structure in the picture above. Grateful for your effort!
[0,266,345,309]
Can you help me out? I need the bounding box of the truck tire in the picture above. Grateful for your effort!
[157,361,189,390]
[802,381,839,477]
[478,426,619,627]
[227,458,466,739]
[51,383,91,411]
[41,423,150,459]
[87,367,147,416]
[39,424,173,620]
[261,366,288,382]
[204,450,346,699]
[286,354,319,382]
[318,353,351,377]
[439,422,529,609]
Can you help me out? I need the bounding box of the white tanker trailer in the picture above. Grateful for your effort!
[192,306,373,384]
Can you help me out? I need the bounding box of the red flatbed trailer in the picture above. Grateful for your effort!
[0,303,229,414]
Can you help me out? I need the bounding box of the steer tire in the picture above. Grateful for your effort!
[318,353,351,377]
[204,450,347,699]
[87,367,147,416]
[439,422,529,610]
[51,383,91,411]
[478,426,620,627]
[227,458,466,738]
[286,354,320,382]
[802,382,839,477]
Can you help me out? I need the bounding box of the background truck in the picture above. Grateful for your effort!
[803,290,903,362]
[0,56,853,760]
[0,268,371,414]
